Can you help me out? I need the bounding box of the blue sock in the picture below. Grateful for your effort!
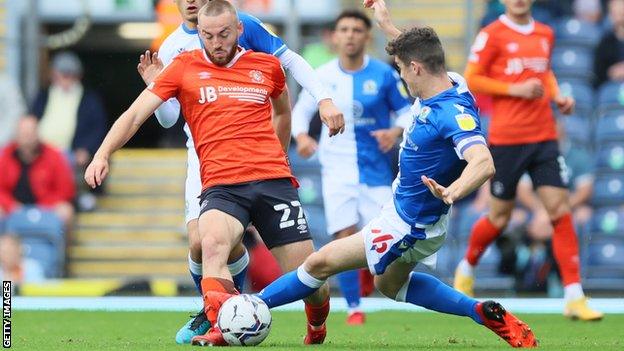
[257,266,325,308]
[228,249,250,292]
[399,272,482,324]
[188,253,203,295]
[337,270,360,309]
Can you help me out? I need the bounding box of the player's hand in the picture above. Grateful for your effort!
[295,133,318,159]
[84,156,110,189]
[554,95,575,115]
[318,99,345,137]
[421,175,456,205]
[137,50,164,85]
[510,78,544,99]
[371,127,402,153]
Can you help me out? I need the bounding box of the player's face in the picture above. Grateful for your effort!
[174,0,209,24]
[333,18,370,59]
[395,57,418,98]
[501,0,533,17]
[198,12,242,66]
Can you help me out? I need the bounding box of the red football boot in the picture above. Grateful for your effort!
[191,327,228,347]
[346,311,366,325]
[303,323,327,345]
[477,300,538,348]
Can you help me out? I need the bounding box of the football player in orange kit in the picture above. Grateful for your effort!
[453,0,602,321]
[85,0,345,345]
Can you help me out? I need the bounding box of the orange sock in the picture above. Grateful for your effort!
[552,213,581,286]
[465,217,501,266]
[201,277,238,325]
[305,297,330,327]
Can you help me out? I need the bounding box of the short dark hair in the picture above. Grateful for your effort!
[334,10,372,30]
[386,27,446,74]
[200,0,238,18]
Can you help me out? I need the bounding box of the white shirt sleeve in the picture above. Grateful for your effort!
[394,106,414,130]
[291,88,319,138]
[278,49,331,103]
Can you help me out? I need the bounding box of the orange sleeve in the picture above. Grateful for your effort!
[464,62,511,96]
[148,54,185,101]
[545,71,560,99]
[270,58,286,98]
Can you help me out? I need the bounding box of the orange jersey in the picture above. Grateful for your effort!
[148,48,293,189]
[467,16,557,145]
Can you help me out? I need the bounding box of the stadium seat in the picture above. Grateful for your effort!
[585,238,624,279]
[594,111,624,144]
[592,174,624,206]
[560,115,592,147]
[591,206,624,238]
[557,80,594,118]
[5,206,65,277]
[597,81,624,110]
[295,172,323,206]
[555,18,602,48]
[551,46,594,81]
[596,142,624,172]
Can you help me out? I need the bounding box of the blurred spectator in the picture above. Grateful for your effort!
[594,0,624,87]
[480,0,568,28]
[0,74,26,148]
[30,51,107,211]
[573,0,603,24]
[0,117,75,237]
[301,25,336,69]
[0,233,45,284]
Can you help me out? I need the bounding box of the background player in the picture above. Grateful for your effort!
[251,1,536,345]
[136,0,344,342]
[291,9,412,325]
[86,0,334,346]
[452,0,603,321]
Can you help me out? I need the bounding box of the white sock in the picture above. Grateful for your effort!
[227,248,250,276]
[188,252,202,276]
[563,282,584,302]
[456,258,474,277]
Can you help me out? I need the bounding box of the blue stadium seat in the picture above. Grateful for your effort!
[596,142,624,172]
[5,207,65,278]
[560,115,592,147]
[595,111,624,144]
[555,18,602,48]
[592,174,624,206]
[591,207,624,237]
[585,238,624,279]
[303,204,329,249]
[597,81,624,110]
[295,172,323,207]
[557,80,594,118]
[551,46,593,80]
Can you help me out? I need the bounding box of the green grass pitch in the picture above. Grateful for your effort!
[10,311,623,350]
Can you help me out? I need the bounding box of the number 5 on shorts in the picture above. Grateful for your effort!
[273,201,304,229]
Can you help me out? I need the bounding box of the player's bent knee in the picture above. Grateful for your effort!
[303,252,333,280]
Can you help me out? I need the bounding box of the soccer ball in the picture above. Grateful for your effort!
[217,294,272,346]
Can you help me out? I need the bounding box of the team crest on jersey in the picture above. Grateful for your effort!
[455,114,477,131]
[506,42,519,53]
[418,106,431,123]
[362,79,378,95]
[249,70,265,83]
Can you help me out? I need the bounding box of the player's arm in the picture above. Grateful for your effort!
[422,143,495,205]
[545,70,575,115]
[464,63,544,99]
[137,50,181,128]
[84,90,163,188]
[291,88,320,159]
[364,0,402,39]
[271,87,292,153]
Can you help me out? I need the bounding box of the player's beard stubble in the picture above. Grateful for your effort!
[206,44,238,66]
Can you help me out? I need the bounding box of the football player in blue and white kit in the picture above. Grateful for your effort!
[136,0,343,344]
[249,2,538,347]
[291,10,412,325]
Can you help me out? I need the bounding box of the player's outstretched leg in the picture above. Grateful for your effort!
[378,269,537,348]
